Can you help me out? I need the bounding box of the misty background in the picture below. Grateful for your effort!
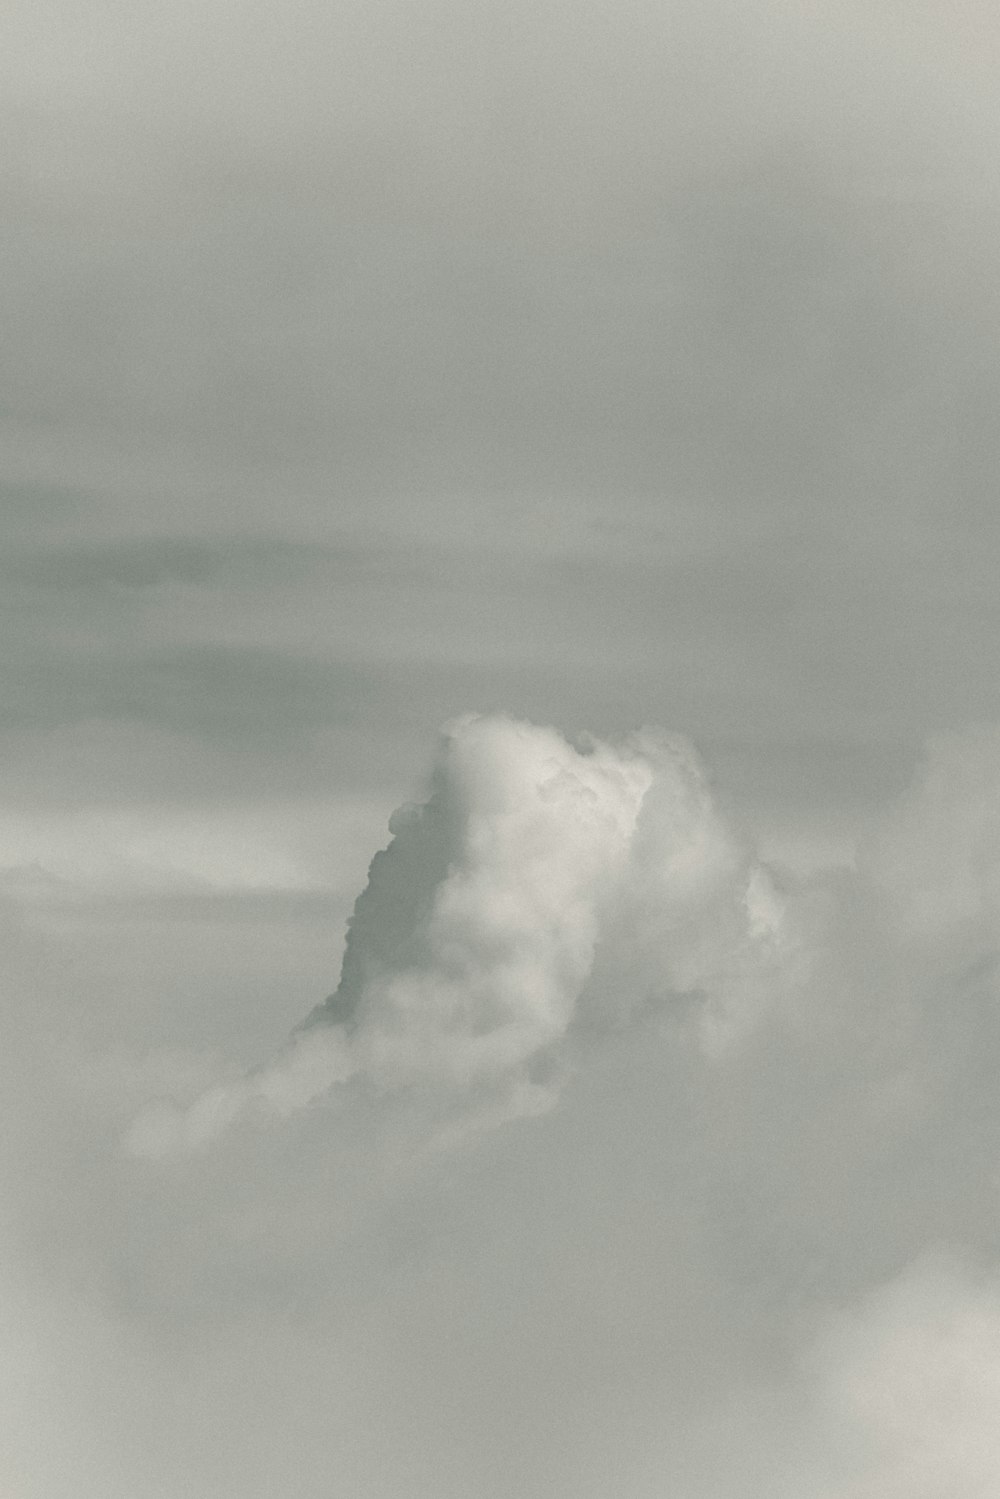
[4,2,1000,1495]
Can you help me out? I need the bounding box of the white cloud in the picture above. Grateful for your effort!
[793,1254,1000,1498]
[13,719,1000,1497]
[129,714,791,1154]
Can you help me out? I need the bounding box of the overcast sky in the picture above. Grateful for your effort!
[4,3,1000,1496]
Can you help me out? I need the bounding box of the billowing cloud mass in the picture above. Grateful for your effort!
[128,714,790,1154]
[11,713,1000,1499]
[112,714,1000,1498]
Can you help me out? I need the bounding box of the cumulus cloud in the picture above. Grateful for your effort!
[128,713,790,1154]
[18,717,1000,1498]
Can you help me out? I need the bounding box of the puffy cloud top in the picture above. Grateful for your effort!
[128,713,788,1154]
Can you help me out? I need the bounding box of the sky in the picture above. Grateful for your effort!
[4,2,1000,1495]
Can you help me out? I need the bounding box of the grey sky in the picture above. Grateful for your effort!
[4,3,1000,1496]
[3,0,1000,835]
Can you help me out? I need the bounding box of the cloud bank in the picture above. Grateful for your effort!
[128,713,790,1154]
